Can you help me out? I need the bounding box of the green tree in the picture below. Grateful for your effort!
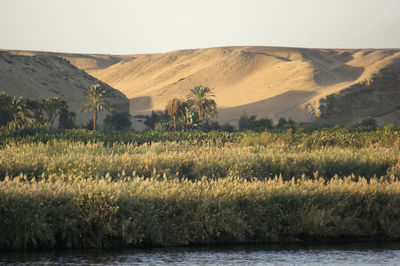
[144,110,170,129]
[58,109,76,129]
[186,85,217,121]
[24,98,45,122]
[79,84,112,130]
[239,111,256,130]
[177,103,198,131]
[39,97,68,126]
[0,92,14,126]
[104,111,132,130]
[0,92,37,130]
[7,96,35,130]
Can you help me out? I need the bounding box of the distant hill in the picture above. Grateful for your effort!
[3,46,400,126]
[0,51,129,126]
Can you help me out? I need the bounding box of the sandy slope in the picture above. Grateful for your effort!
[80,46,400,126]
[0,51,129,126]
[4,46,400,126]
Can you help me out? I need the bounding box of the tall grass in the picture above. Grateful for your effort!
[2,128,400,250]
[1,174,400,250]
[1,141,399,180]
[1,126,400,148]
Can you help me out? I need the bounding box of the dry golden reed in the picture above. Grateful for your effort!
[0,140,399,181]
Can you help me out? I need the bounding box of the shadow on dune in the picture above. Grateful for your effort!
[218,90,317,123]
[300,49,364,87]
[129,96,153,114]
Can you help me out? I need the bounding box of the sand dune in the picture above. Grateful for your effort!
[0,51,129,126]
[3,46,400,126]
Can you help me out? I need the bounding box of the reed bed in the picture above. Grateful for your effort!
[1,140,399,181]
[2,135,400,250]
[1,174,400,250]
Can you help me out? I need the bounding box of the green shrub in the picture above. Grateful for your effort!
[104,111,132,130]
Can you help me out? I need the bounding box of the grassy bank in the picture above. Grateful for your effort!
[2,129,400,251]
[1,141,399,180]
[1,175,400,250]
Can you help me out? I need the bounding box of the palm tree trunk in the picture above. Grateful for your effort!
[198,107,203,121]
[93,109,97,130]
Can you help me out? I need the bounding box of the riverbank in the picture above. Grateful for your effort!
[2,128,400,250]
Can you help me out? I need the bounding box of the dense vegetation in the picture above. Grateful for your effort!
[1,124,400,148]
[1,140,399,181]
[2,175,400,250]
[2,87,400,250]
[1,127,400,250]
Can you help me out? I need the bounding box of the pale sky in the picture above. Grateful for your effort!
[1,0,399,54]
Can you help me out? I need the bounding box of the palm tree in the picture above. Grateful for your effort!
[7,96,35,130]
[0,92,14,126]
[186,85,217,121]
[167,98,183,130]
[0,92,36,129]
[39,97,67,126]
[79,84,112,130]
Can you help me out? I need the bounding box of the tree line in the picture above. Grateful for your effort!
[0,84,220,132]
[3,82,374,134]
[0,83,307,133]
[0,92,75,131]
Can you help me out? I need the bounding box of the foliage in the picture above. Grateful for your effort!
[239,112,256,130]
[0,92,15,126]
[58,109,76,129]
[79,84,112,130]
[176,103,198,131]
[2,125,400,250]
[166,98,184,130]
[354,118,378,128]
[186,85,217,121]
[0,129,244,148]
[3,95,36,131]
[1,174,400,250]
[39,97,68,126]
[23,98,45,123]
[143,111,170,129]
[0,140,399,181]
[1,92,75,130]
[239,112,273,131]
[199,121,235,132]
[1,125,400,149]
[276,117,296,128]
[104,111,132,130]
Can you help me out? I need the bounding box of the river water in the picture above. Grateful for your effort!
[2,242,400,265]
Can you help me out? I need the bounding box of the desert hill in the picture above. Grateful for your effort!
[4,46,400,126]
[0,51,129,126]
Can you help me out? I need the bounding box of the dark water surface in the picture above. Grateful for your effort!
[2,242,400,265]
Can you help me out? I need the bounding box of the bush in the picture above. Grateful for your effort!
[354,118,378,128]
[276,117,296,128]
[239,112,273,131]
[58,109,76,129]
[104,111,132,130]
[144,111,170,129]
[199,121,235,132]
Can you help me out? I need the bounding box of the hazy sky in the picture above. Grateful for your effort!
[1,0,399,54]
